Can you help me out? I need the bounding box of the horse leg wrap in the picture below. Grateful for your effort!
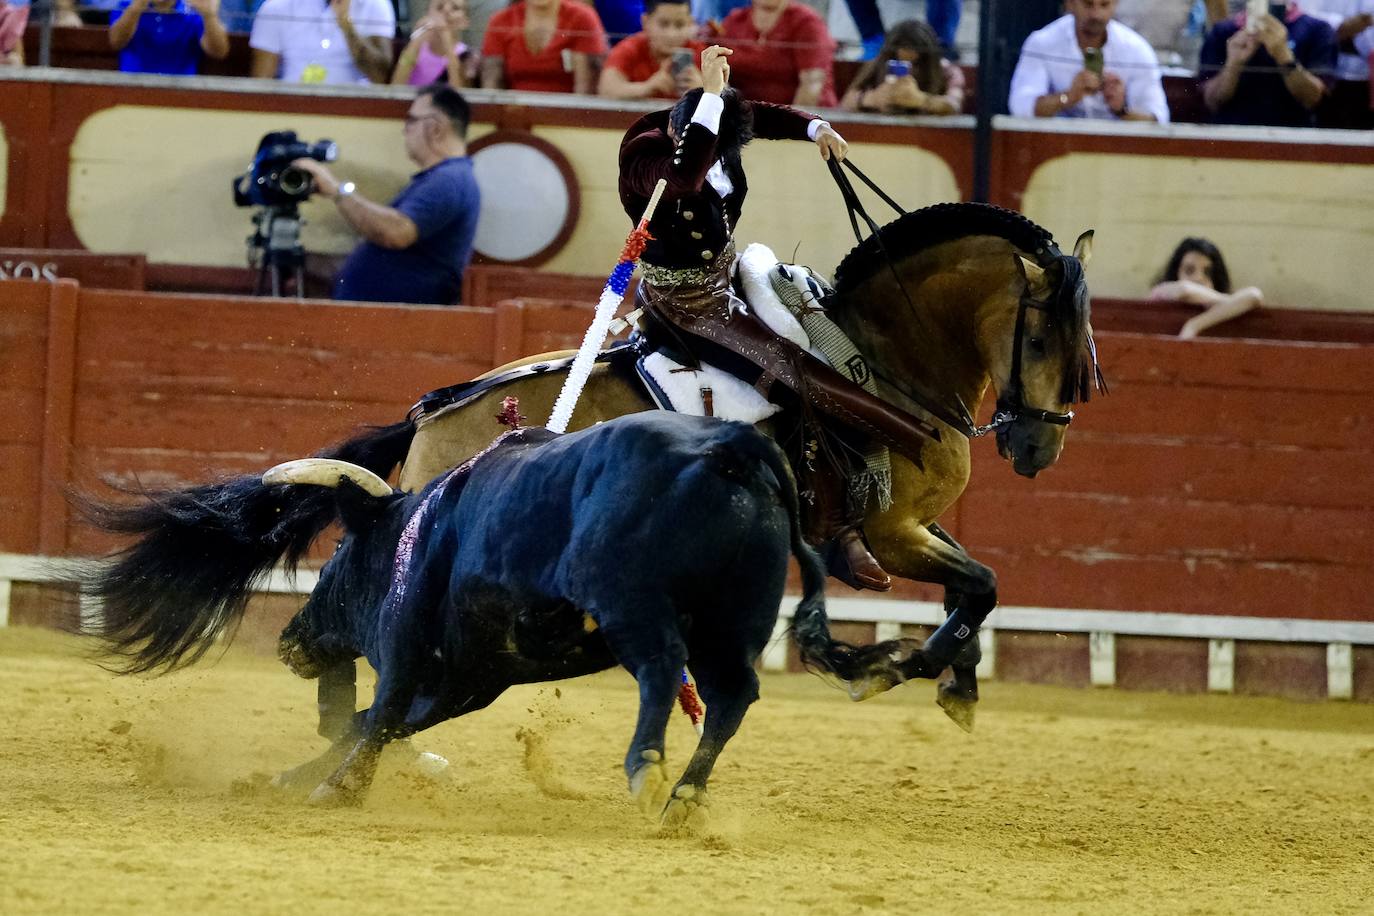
[903,607,987,679]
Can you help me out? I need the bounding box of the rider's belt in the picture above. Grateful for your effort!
[638,239,737,291]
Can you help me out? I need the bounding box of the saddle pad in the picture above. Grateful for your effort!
[636,351,781,425]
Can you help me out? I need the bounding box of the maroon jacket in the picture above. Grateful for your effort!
[618,100,816,270]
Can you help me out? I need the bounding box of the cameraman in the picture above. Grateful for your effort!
[291,86,481,306]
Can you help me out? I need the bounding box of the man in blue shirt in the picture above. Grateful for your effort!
[1200,2,1337,127]
[109,0,229,74]
[291,86,481,306]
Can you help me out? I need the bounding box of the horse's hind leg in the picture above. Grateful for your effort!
[316,658,358,741]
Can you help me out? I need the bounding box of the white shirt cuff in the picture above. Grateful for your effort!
[690,92,725,134]
[807,119,830,141]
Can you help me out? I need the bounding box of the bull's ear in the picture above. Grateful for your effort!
[1014,254,1051,299]
[1073,230,1095,267]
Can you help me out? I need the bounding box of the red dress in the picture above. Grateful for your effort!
[602,33,707,99]
[481,0,609,93]
[717,3,836,107]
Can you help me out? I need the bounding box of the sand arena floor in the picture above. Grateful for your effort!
[1,625,1371,915]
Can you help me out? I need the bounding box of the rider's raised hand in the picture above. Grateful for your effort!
[814,123,848,162]
[701,45,732,95]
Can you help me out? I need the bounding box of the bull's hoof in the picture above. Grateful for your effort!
[936,682,977,733]
[306,780,363,807]
[660,784,710,833]
[628,751,672,820]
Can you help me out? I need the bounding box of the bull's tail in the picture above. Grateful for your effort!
[706,424,905,686]
[81,419,417,674]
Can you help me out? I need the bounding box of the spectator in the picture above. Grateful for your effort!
[1304,0,1374,79]
[594,0,643,44]
[1200,4,1336,126]
[289,85,481,306]
[1149,237,1263,338]
[598,0,704,99]
[218,0,262,32]
[392,0,473,86]
[250,0,396,84]
[480,0,608,93]
[109,0,229,74]
[0,0,27,67]
[839,0,962,60]
[840,19,965,115]
[716,0,837,107]
[1009,0,1171,123]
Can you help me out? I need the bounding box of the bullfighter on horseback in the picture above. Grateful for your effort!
[620,45,935,592]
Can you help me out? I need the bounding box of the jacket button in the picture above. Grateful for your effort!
[701,249,714,260]
[673,158,681,165]
[683,211,694,220]
[691,231,703,239]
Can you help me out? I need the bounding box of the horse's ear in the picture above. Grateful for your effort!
[1073,230,1095,267]
[1014,254,1051,298]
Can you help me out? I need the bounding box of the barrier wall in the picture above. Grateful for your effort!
[3,69,1372,311]
[3,278,1369,615]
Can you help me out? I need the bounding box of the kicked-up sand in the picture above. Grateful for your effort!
[1,625,1371,915]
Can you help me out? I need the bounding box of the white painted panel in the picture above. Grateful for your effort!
[1090,631,1116,687]
[1208,639,1235,694]
[1327,643,1354,701]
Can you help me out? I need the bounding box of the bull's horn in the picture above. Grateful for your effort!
[262,458,393,498]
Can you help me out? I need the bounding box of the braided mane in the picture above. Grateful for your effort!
[832,202,1059,295]
[830,201,1102,405]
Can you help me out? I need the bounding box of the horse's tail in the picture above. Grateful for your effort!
[82,419,417,675]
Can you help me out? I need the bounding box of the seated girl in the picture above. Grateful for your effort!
[840,20,964,116]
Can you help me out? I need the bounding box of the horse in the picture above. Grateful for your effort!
[394,202,1101,728]
[89,412,896,820]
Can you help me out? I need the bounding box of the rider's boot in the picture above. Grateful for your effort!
[806,466,891,592]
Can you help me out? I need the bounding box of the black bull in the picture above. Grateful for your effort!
[87,412,906,818]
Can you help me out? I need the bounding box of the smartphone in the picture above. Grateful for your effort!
[1246,0,1266,31]
[670,48,694,77]
[1269,1,1287,18]
[886,59,913,79]
[1083,46,1103,77]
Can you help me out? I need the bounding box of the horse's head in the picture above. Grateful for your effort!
[987,231,1101,478]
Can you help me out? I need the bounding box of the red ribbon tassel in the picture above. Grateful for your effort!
[619,225,654,264]
[677,679,705,727]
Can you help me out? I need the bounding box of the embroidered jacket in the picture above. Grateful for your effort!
[618,101,816,270]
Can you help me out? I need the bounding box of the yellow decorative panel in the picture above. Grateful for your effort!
[1021,153,1374,312]
[533,125,960,279]
[68,106,492,266]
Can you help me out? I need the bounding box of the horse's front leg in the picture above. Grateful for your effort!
[865,517,996,729]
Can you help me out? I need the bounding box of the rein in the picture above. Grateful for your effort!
[825,158,1074,440]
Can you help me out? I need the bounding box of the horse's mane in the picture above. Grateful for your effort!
[832,202,1059,295]
[830,202,1101,404]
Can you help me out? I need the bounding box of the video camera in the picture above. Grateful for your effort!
[232,130,339,209]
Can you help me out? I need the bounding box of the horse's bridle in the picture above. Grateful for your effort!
[826,158,1073,441]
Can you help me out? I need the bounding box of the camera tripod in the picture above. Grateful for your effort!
[248,205,307,298]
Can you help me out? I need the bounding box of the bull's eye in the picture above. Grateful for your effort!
[1028,336,1047,356]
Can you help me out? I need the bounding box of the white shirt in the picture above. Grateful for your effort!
[1009,14,1171,123]
[250,0,396,85]
[1305,0,1374,79]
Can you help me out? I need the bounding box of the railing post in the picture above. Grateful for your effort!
[38,279,80,555]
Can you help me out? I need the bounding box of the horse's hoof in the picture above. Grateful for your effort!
[847,672,900,702]
[628,753,672,820]
[660,784,710,832]
[936,684,977,733]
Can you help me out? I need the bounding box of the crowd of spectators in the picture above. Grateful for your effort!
[2,0,1373,127]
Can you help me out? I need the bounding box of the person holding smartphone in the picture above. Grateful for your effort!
[598,0,705,99]
[1009,0,1170,122]
[1199,1,1337,126]
[840,19,964,115]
